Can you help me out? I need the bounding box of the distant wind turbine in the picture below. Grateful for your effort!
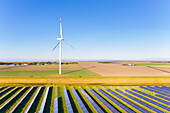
[53,17,74,75]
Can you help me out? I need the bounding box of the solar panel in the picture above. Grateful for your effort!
[154,86,170,92]
[148,86,170,94]
[72,89,88,113]
[39,87,49,113]
[81,89,104,113]
[90,89,119,113]
[156,94,170,101]
[99,89,135,113]
[25,87,42,113]
[125,89,170,111]
[113,89,164,113]
[64,89,73,113]
[54,87,58,113]
[10,87,33,113]
[0,87,22,110]
[99,89,149,113]
[140,86,170,97]
[131,89,170,105]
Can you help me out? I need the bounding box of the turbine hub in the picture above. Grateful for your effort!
[57,37,63,40]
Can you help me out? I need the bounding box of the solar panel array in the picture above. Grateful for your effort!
[0,86,169,112]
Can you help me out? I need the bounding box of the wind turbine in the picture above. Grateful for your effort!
[53,17,74,75]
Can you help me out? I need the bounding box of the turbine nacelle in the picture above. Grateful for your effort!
[57,37,63,41]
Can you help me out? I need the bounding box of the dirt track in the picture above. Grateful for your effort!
[78,62,170,77]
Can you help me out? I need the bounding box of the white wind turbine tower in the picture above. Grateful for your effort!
[53,17,74,75]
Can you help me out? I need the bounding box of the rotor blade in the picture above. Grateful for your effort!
[60,17,62,38]
[52,41,60,51]
[63,39,75,49]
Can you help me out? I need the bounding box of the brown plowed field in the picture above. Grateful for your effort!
[78,62,170,77]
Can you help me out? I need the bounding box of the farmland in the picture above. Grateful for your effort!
[0,86,170,112]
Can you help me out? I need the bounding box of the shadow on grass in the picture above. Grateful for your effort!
[64,66,96,75]
[63,70,82,74]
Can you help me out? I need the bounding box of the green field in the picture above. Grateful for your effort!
[0,70,101,77]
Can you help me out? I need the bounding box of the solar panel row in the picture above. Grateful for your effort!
[131,89,170,105]
[39,87,49,113]
[64,89,73,113]
[90,89,120,113]
[81,89,104,113]
[140,86,170,97]
[125,89,170,112]
[25,87,42,113]
[72,89,88,113]
[148,86,170,94]
[54,87,58,113]
[114,89,164,113]
[100,88,149,113]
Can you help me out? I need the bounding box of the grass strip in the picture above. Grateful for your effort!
[83,86,112,113]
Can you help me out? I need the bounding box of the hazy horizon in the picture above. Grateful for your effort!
[1,58,170,62]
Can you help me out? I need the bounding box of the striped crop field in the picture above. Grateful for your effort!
[0,86,170,112]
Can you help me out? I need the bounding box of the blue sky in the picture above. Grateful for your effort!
[0,0,170,61]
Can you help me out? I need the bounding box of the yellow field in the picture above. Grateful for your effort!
[0,77,170,86]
